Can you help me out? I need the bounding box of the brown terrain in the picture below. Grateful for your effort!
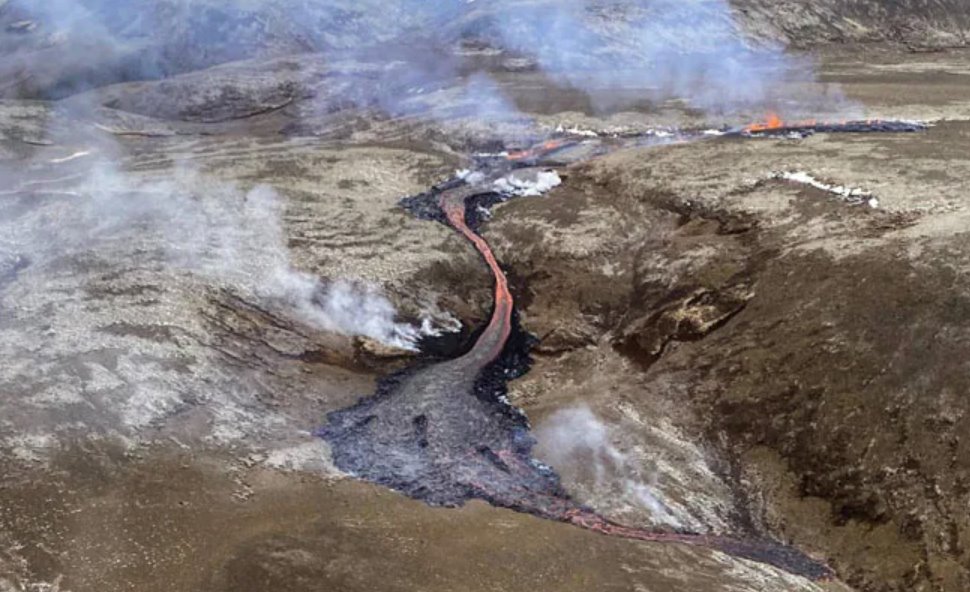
[2,2,970,592]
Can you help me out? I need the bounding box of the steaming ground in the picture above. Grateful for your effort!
[2,10,970,592]
[0,130,463,456]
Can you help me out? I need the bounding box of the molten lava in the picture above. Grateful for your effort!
[506,138,574,163]
[746,111,784,132]
[323,180,834,581]
[323,115,936,582]
[322,119,935,582]
[438,191,512,364]
[743,113,923,135]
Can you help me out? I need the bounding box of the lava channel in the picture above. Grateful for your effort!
[739,116,926,136]
[320,182,833,581]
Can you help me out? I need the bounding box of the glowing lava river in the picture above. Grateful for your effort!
[321,120,928,581]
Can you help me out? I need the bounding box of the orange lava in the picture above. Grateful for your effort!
[746,112,830,132]
[746,112,854,132]
[439,193,513,364]
[434,187,835,582]
[745,112,784,132]
[507,138,569,162]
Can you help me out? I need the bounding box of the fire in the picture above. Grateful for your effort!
[507,138,569,161]
[745,112,784,132]
[745,113,833,133]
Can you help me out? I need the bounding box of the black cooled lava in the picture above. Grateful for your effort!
[318,120,929,581]
[320,176,834,581]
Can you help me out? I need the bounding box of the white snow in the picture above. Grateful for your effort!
[772,170,879,208]
[264,439,338,474]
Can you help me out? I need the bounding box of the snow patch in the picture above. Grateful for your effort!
[6,433,56,464]
[772,170,879,208]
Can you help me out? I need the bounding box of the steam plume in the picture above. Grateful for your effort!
[535,406,683,529]
[1,154,427,349]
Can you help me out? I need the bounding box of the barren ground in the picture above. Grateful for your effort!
[2,42,970,592]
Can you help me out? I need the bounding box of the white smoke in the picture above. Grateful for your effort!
[493,169,562,197]
[3,0,849,121]
[484,0,848,117]
[171,179,427,349]
[266,266,425,350]
[535,405,683,529]
[2,154,427,349]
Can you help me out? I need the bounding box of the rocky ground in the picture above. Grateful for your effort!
[3,3,970,592]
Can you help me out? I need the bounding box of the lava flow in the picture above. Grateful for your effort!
[507,138,573,163]
[321,179,834,581]
[438,189,513,365]
[320,119,934,581]
[481,115,927,172]
[743,112,925,135]
[745,111,786,132]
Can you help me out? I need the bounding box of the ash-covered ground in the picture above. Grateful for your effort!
[2,2,970,592]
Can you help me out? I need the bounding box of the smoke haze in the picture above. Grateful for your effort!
[0,0,850,348]
[1,151,428,349]
[1,0,845,118]
[485,0,840,115]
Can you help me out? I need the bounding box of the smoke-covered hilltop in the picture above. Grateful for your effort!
[0,1,818,117]
[0,0,465,98]
[2,0,967,103]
